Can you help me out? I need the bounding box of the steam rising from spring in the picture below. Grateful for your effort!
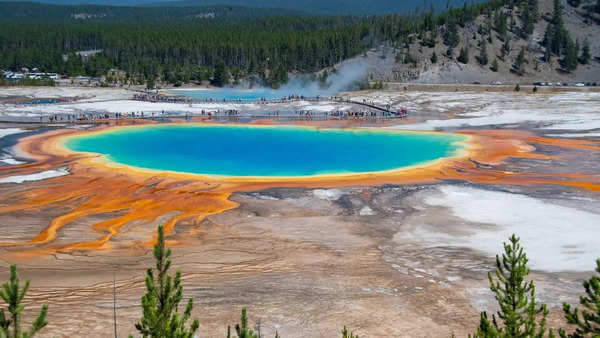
[241,56,378,98]
[278,57,373,96]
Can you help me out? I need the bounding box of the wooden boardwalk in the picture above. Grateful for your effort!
[161,95,409,118]
[0,95,408,123]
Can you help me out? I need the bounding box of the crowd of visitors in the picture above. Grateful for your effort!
[40,107,407,123]
[34,91,407,123]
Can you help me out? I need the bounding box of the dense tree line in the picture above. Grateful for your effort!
[0,2,305,22]
[0,17,375,87]
[0,77,56,87]
[141,0,481,15]
[0,0,518,88]
[1,0,589,88]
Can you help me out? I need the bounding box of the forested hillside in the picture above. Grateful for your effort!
[387,0,600,83]
[0,2,305,21]
[1,0,484,14]
[0,0,507,87]
[1,0,597,87]
[144,0,485,15]
[0,16,373,87]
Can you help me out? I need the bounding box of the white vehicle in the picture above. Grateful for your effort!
[574,83,585,87]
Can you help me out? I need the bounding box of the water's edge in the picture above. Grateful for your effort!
[64,124,468,178]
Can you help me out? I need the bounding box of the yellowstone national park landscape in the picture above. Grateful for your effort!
[1,85,599,337]
[1,0,600,337]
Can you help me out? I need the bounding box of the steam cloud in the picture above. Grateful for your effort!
[242,57,376,97]
[278,57,373,96]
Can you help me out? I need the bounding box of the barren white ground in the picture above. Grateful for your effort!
[408,185,600,272]
[0,87,352,117]
[375,91,600,135]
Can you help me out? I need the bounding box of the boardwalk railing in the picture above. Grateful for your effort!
[133,94,408,118]
[0,94,409,123]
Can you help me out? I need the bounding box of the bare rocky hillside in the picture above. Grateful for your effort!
[382,0,600,84]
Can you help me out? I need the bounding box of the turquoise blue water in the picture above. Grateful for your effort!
[64,125,465,177]
[172,89,296,101]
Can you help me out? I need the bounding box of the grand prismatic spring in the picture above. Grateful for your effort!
[63,125,467,177]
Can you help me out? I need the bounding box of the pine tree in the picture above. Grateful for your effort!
[559,259,600,337]
[513,47,527,75]
[495,11,508,41]
[490,58,499,72]
[544,28,553,62]
[146,77,156,90]
[342,326,359,338]
[510,11,517,32]
[233,308,258,338]
[552,0,564,27]
[546,0,570,56]
[444,17,460,48]
[0,265,48,338]
[212,60,230,87]
[471,234,552,337]
[515,83,521,92]
[562,37,579,72]
[580,39,591,65]
[134,225,200,338]
[269,63,288,88]
[521,0,538,36]
[479,39,489,65]
[461,0,469,25]
[550,27,565,56]
[458,46,470,64]
[473,311,499,336]
[501,38,511,59]
[227,309,280,338]
[529,0,540,22]
[431,51,438,64]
